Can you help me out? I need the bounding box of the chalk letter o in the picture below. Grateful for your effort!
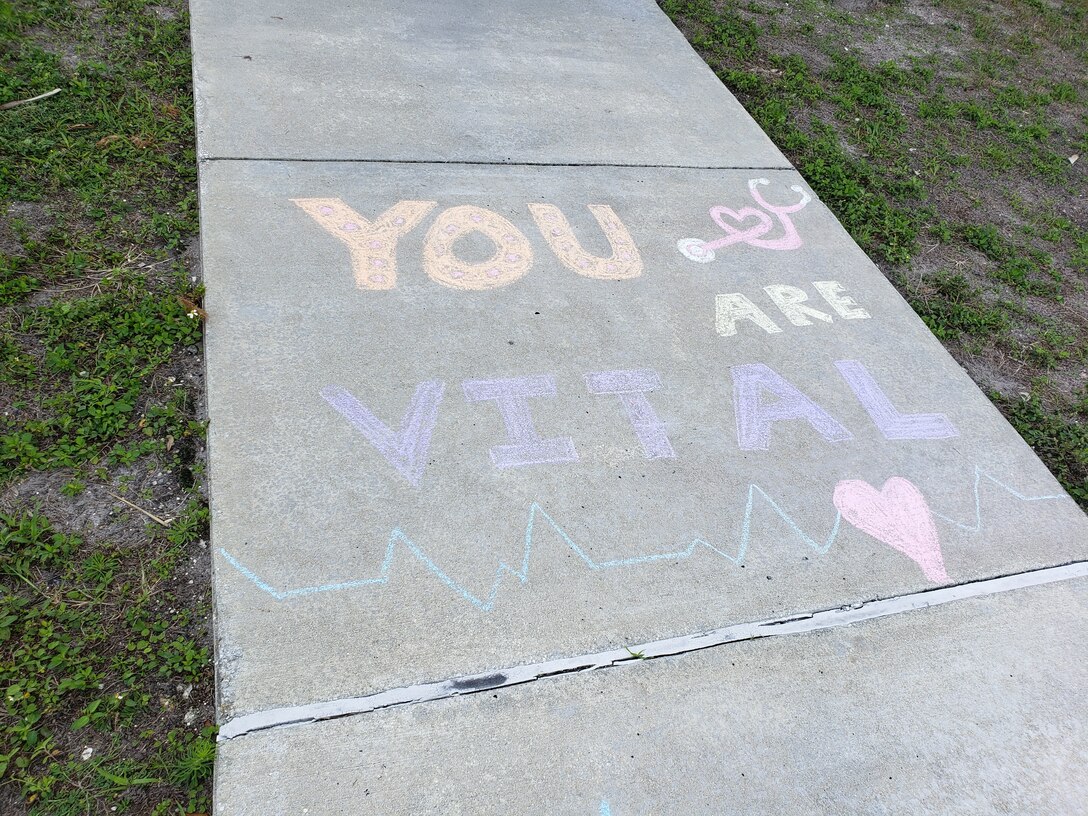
[423,206,533,291]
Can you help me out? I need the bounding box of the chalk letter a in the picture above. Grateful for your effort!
[732,363,853,450]
[716,294,782,337]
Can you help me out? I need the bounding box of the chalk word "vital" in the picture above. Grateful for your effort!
[715,280,870,337]
[322,360,957,486]
[293,198,642,291]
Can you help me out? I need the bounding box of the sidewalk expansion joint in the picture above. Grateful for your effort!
[198,155,796,171]
[216,560,1088,742]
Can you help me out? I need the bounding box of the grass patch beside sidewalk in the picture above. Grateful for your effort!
[1,1,213,813]
[662,0,1088,505]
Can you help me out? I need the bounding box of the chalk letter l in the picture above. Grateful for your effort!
[835,360,958,440]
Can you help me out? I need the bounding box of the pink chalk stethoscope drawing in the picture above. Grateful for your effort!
[676,178,812,262]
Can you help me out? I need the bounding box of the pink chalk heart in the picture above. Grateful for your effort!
[833,477,949,584]
[707,206,774,249]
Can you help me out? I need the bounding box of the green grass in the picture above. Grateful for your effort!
[0,510,213,814]
[662,0,1088,506]
[1,0,213,812]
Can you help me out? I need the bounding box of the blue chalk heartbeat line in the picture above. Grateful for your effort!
[216,467,1069,611]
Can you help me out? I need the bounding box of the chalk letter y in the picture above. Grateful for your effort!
[292,198,437,290]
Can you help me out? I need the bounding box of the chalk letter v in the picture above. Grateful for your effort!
[320,382,445,487]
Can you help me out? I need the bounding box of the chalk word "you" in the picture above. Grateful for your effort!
[293,198,642,292]
[323,360,957,487]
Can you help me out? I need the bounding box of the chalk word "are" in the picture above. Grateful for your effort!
[715,281,871,338]
[323,360,957,487]
[293,198,642,292]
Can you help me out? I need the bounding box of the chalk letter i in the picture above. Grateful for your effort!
[585,369,676,459]
[463,375,579,468]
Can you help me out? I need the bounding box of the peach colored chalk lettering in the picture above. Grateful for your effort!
[528,204,643,280]
[291,198,437,291]
[423,206,533,291]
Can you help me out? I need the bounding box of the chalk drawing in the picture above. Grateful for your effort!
[834,477,948,583]
[321,382,444,487]
[600,801,612,816]
[717,281,870,337]
[715,293,783,337]
[812,281,871,320]
[763,284,833,327]
[677,179,812,262]
[585,369,676,460]
[834,360,958,441]
[217,467,1068,608]
[528,204,643,280]
[292,198,436,290]
[732,363,853,451]
[423,205,534,290]
[463,375,579,468]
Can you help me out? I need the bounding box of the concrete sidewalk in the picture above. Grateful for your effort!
[190,1,1088,813]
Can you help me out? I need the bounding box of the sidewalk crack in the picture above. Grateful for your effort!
[216,560,1088,741]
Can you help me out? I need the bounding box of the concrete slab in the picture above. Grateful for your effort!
[200,159,1088,720]
[213,576,1088,815]
[188,0,788,166]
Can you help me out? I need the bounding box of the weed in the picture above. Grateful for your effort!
[907,271,1011,341]
[996,390,1088,504]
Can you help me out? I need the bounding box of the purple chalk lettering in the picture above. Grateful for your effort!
[462,375,578,469]
[321,381,445,487]
[732,363,853,451]
[835,360,958,440]
[585,369,676,460]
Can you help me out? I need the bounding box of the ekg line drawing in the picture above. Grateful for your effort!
[930,467,1064,532]
[217,468,1068,610]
